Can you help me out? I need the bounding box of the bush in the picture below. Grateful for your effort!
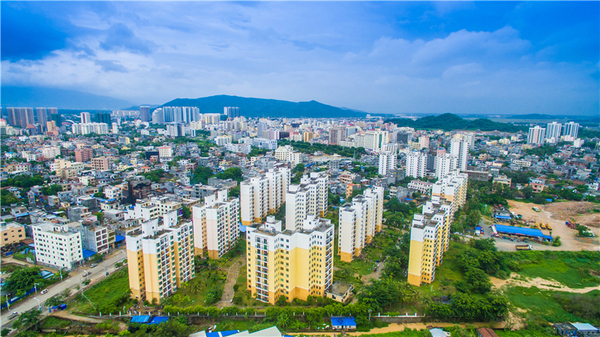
[552,236,562,247]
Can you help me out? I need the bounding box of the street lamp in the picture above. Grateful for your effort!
[33,297,41,310]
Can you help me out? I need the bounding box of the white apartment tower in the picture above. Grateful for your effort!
[286,172,329,232]
[406,151,427,178]
[528,126,546,144]
[563,122,580,138]
[450,139,469,171]
[192,189,240,259]
[435,153,458,180]
[378,152,397,176]
[546,122,562,141]
[240,165,290,226]
[33,222,83,270]
[338,186,384,262]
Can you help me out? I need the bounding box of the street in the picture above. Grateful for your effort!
[1,249,126,329]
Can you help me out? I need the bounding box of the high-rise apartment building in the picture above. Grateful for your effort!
[246,215,334,304]
[338,187,384,262]
[450,139,469,170]
[6,107,35,128]
[126,214,195,304]
[91,157,110,171]
[36,107,48,128]
[329,127,345,145]
[240,165,290,226]
[74,148,94,162]
[406,151,427,178]
[435,153,458,180]
[418,136,429,150]
[360,131,389,151]
[563,122,579,139]
[407,199,452,286]
[527,126,546,144]
[71,123,109,135]
[303,131,313,142]
[80,112,91,124]
[546,122,562,141]
[192,190,240,259]
[33,222,83,270]
[408,172,468,286]
[286,172,328,232]
[378,152,396,176]
[224,107,240,119]
[431,172,468,222]
[140,106,151,122]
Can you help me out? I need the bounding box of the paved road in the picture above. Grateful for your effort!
[1,249,127,330]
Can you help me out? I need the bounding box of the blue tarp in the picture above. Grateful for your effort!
[40,270,54,279]
[205,330,239,337]
[82,249,95,259]
[239,223,247,233]
[331,316,357,328]
[149,316,169,325]
[130,315,152,323]
[114,235,125,243]
[494,224,553,241]
[494,215,512,220]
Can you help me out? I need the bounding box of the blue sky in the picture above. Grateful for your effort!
[2,1,598,115]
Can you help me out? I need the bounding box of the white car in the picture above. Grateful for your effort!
[40,289,49,295]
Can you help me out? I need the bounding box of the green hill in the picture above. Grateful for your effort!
[161,95,366,118]
[387,113,526,133]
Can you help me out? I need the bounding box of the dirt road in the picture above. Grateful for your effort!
[291,322,509,336]
[491,274,600,293]
[216,257,244,308]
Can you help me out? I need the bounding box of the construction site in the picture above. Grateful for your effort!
[486,201,600,251]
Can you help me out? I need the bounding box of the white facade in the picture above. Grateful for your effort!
[406,151,427,178]
[435,153,458,180]
[192,189,240,258]
[240,165,290,226]
[338,187,384,261]
[450,139,469,171]
[33,222,83,270]
[42,146,61,159]
[378,152,396,176]
[546,122,562,141]
[158,146,173,159]
[286,172,329,231]
[71,123,109,135]
[362,131,389,151]
[104,185,122,200]
[528,126,546,144]
[563,122,579,138]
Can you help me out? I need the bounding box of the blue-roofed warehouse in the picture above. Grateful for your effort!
[130,316,152,324]
[331,317,357,330]
[493,224,553,242]
[148,316,169,325]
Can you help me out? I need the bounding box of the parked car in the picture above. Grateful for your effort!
[41,289,49,295]
[9,312,19,320]
[90,263,98,268]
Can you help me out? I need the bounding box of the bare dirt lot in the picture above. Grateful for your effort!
[497,200,600,251]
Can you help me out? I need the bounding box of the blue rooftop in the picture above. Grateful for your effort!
[331,316,357,327]
[82,249,95,259]
[130,315,151,323]
[114,235,125,243]
[148,316,169,325]
[494,224,553,240]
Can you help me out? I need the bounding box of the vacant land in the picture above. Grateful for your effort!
[69,268,135,314]
[507,200,599,251]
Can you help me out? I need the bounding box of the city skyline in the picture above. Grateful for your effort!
[2,2,599,116]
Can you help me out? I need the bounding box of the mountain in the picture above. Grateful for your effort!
[161,95,367,118]
[1,86,132,110]
[387,113,527,133]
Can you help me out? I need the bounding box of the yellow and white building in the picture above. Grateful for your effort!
[407,199,452,286]
[246,215,334,304]
[408,172,468,286]
[125,197,182,221]
[338,186,384,262]
[240,165,290,226]
[286,172,328,232]
[192,189,240,259]
[126,212,194,304]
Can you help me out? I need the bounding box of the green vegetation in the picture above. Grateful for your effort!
[504,250,600,288]
[579,127,600,139]
[387,113,526,132]
[247,147,269,157]
[279,139,367,158]
[3,174,45,188]
[0,189,20,205]
[524,145,558,157]
[191,166,213,184]
[40,317,72,329]
[41,184,63,196]
[3,267,50,297]
[70,268,135,314]
[215,167,243,182]
[167,268,227,307]
[141,169,167,183]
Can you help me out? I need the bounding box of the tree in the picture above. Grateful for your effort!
[44,295,64,307]
[94,191,107,198]
[151,320,192,337]
[215,167,243,182]
[91,253,104,264]
[228,185,240,198]
[191,166,213,185]
[182,205,191,219]
[0,189,20,205]
[521,186,534,199]
[276,295,288,306]
[41,184,63,196]
[12,309,41,329]
[292,163,305,174]
[95,212,104,223]
[4,267,43,296]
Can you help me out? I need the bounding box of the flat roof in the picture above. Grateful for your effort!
[494,224,553,240]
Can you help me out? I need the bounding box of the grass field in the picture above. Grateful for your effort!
[508,251,600,288]
[69,268,134,314]
[232,265,268,307]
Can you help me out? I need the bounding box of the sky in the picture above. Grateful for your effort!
[2,1,599,115]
